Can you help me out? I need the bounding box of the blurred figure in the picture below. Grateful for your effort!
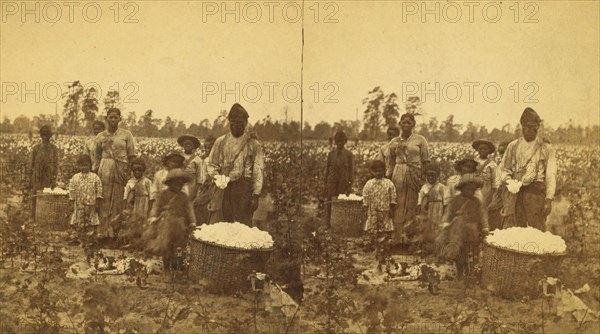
[472,139,498,208]
[377,126,400,178]
[488,141,510,230]
[417,163,448,255]
[83,121,106,173]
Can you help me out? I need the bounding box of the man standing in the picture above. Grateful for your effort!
[207,103,264,226]
[500,107,556,231]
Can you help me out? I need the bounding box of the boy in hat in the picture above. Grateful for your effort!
[150,151,186,210]
[472,139,499,208]
[445,156,483,200]
[145,168,196,280]
[500,107,556,231]
[207,103,265,226]
[324,130,354,226]
[438,173,489,280]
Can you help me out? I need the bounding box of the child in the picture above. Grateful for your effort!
[68,154,103,263]
[438,174,489,280]
[417,163,448,255]
[121,157,152,249]
[144,169,197,280]
[472,139,499,208]
[445,156,482,200]
[82,121,106,173]
[177,134,205,202]
[488,141,510,230]
[195,135,216,225]
[324,131,354,226]
[362,160,396,271]
[150,151,185,210]
[30,125,59,217]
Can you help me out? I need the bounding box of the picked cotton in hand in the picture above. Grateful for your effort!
[214,175,230,189]
[337,194,363,201]
[193,222,274,249]
[486,227,567,254]
[42,187,68,195]
[506,179,523,194]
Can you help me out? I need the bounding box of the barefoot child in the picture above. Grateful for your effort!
[68,154,103,263]
[121,157,152,249]
[325,131,354,226]
[438,174,489,280]
[144,169,197,279]
[417,163,448,255]
[362,160,396,271]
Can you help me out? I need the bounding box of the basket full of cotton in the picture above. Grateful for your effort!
[188,222,274,293]
[481,227,567,300]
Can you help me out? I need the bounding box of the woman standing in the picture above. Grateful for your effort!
[388,113,429,249]
[96,108,136,239]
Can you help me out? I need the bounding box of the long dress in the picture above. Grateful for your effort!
[418,182,448,248]
[96,128,136,237]
[388,133,429,246]
[83,136,100,172]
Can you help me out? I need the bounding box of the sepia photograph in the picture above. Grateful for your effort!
[1,1,599,333]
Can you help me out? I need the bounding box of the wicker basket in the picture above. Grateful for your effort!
[34,193,72,230]
[480,241,566,300]
[188,238,273,294]
[331,199,365,238]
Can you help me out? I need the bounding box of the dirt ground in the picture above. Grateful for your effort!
[1,194,599,334]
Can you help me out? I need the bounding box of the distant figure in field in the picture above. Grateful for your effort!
[30,125,59,217]
[324,130,354,226]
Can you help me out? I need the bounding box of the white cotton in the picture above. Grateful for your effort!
[193,222,274,249]
[42,187,69,195]
[337,194,363,201]
[214,175,231,189]
[506,179,523,194]
[486,227,567,254]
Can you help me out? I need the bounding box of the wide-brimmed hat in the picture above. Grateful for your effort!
[472,139,496,153]
[457,155,479,169]
[164,168,191,184]
[456,173,483,190]
[177,134,200,149]
[162,151,185,166]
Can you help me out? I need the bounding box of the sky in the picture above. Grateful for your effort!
[1,0,599,130]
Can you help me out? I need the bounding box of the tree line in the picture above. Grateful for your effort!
[1,82,597,145]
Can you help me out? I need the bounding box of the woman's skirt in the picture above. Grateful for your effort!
[391,164,422,246]
[97,158,129,238]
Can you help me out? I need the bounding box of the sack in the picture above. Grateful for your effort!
[207,183,225,212]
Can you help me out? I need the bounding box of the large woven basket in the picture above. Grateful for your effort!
[480,241,566,300]
[188,238,273,294]
[331,199,365,238]
[34,193,72,230]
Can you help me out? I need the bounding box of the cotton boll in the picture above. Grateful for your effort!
[486,227,567,254]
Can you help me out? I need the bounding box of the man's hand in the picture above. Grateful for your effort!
[250,195,260,212]
[544,199,553,216]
